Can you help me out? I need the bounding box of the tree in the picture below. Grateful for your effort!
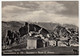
[50,32,60,46]
[52,25,72,46]
[50,24,79,47]
[60,27,72,46]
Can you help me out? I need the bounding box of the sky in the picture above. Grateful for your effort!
[2,1,79,26]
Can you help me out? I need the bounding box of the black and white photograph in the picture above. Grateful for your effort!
[2,1,79,55]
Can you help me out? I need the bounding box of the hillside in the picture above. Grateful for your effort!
[2,21,58,38]
[2,21,78,44]
[2,21,24,40]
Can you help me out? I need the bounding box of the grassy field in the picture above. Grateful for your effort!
[2,43,79,55]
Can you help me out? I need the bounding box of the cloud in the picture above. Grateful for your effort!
[37,2,67,13]
[2,2,78,26]
[57,1,78,17]
[2,2,66,13]
[2,5,30,13]
[2,2,67,19]
[25,10,78,26]
[2,9,78,26]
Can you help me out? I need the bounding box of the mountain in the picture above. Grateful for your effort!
[2,21,24,39]
[2,21,78,41]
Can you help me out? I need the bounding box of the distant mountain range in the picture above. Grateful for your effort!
[2,21,78,39]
